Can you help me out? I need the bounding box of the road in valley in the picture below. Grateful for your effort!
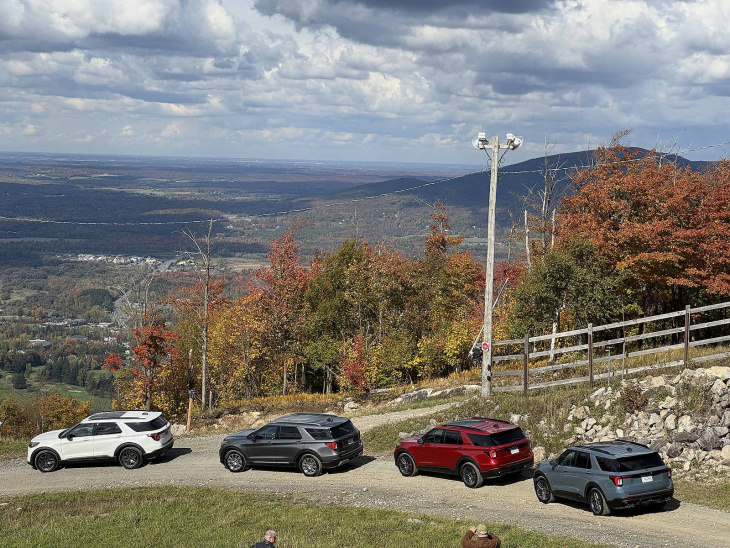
[2,405,728,548]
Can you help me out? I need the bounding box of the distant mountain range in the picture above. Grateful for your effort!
[312,149,709,227]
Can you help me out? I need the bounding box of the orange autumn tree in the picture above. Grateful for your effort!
[559,145,730,310]
[130,311,179,411]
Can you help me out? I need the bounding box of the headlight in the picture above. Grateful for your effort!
[221,440,228,446]
[28,442,40,448]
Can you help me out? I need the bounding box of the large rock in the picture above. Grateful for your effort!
[705,366,730,381]
[581,417,597,431]
[711,379,728,396]
[674,430,700,443]
[659,396,677,410]
[697,429,723,451]
[723,411,730,428]
[666,442,683,458]
[648,413,661,427]
[571,406,590,420]
[722,445,730,461]
[714,426,729,438]
[677,415,694,433]
[665,414,677,430]
[533,446,547,463]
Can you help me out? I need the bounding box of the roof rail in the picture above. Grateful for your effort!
[614,439,649,449]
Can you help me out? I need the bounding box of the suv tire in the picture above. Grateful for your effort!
[396,452,418,477]
[588,487,610,516]
[119,447,143,470]
[534,475,555,503]
[299,454,323,477]
[224,449,247,472]
[459,461,484,489]
[35,450,59,473]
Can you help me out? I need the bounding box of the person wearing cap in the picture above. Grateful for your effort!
[250,530,277,548]
[460,524,501,548]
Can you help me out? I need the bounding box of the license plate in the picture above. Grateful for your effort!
[510,448,519,454]
[641,476,653,483]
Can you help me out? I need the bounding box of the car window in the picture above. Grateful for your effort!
[127,417,168,432]
[95,423,122,436]
[490,428,526,446]
[422,429,444,444]
[443,430,463,445]
[595,456,620,472]
[467,433,494,447]
[279,426,302,440]
[68,424,94,437]
[574,451,591,469]
[255,425,278,440]
[616,452,665,471]
[557,450,576,467]
[305,428,330,440]
[330,421,356,439]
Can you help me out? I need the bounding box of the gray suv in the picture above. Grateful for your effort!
[533,440,674,515]
[219,413,363,477]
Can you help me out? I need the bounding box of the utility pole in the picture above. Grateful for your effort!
[473,132,523,397]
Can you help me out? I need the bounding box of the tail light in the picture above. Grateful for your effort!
[610,475,624,487]
[665,467,672,478]
[326,441,339,450]
[148,432,161,441]
[483,450,497,459]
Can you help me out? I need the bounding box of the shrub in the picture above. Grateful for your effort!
[620,381,648,413]
[36,392,91,432]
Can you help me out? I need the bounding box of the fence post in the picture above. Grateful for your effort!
[523,333,529,396]
[684,305,691,367]
[588,323,594,390]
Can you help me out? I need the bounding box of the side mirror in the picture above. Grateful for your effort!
[417,438,424,445]
[549,459,557,467]
[67,434,75,441]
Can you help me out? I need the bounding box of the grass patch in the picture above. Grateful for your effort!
[0,440,26,460]
[0,487,608,548]
[674,478,730,512]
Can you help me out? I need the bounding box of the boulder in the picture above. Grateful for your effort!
[648,413,661,427]
[705,366,730,381]
[665,414,677,431]
[697,429,723,451]
[170,423,187,437]
[571,406,590,421]
[722,410,730,428]
[711,379,727,396]
[533,446,547,463]
[713,426,729,438]
[464,385,481,394]
[650,440,668,453]
[344,401,359,412]
[510,413,522,425]
[674,430,700,443]
[581,417,597,431]
[615,428,624,438]
[677,415,694,433]
[722,445,730,461]
[659,396,677,410]
[666,442,683,458]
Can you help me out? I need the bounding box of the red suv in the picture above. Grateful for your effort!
[394,417,534,488]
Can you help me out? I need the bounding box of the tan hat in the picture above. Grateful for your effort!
[476,524,488,535]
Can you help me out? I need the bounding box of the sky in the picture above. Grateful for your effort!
[0,0,729,165]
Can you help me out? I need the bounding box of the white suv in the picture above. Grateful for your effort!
[27,411,174,472]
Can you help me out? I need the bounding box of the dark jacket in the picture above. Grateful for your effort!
[250,542,275,548]
[460,529,501,548]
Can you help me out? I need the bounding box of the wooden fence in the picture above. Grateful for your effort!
[491,301,730,394]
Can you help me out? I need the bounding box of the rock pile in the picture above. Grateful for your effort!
[565,366,730,474]
[386,385,481,407]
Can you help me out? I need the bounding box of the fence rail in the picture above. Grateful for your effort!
[490,301,730,394]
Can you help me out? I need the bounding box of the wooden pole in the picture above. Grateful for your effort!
[523,333,529,396]
[684,305,691,366]
[588,323,594,389]
[186,390,194,433]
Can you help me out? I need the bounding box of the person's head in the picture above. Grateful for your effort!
[265,530,277,543]
[476,524,488,538]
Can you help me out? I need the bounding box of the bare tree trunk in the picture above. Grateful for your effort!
[551,208,556,249]
[524,209,532,272]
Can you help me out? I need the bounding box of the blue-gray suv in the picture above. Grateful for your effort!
[533,440,674,515]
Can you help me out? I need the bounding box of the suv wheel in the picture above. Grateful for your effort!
[35,450,59,473]
[588,487,610,516]
[224,449,247,472]
[299,454,322,477]
[534,475,555,503]
[119,447,143,470]
[396,452,418,477]
[459,462,484,488]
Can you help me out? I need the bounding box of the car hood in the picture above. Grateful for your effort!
[223,428,255,442]
[31,429,67,443]
[398,435,421,444]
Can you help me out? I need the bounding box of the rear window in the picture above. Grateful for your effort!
[616,452,665,472]
[490,428,526,446]
[467,433,494,447]
[305,428,330,440]
[330,421,356,439]
[127,416,168,432]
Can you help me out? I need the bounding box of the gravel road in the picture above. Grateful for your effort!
[2,405,728,548]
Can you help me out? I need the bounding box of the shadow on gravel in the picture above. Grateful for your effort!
[228,456,378,477]
[551,496,680,517]
[150,447,192,464]
[410,468,531,487]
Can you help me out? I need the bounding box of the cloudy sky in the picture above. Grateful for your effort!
[0,0,728,164]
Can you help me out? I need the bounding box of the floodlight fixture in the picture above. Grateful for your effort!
[472,132,489,150]
[505,133,523,150]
